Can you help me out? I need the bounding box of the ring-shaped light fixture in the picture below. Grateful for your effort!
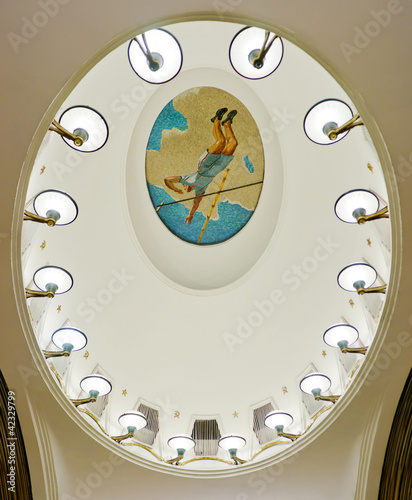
[128,29,183,84]
[58,106,109,152]
[323,324,359,348]
[304,99,354,145]
[337,263,377,292]
[33,265,73,294]
[80,375,112,397]
[264,411,294,431]
[229,26,284,79]
[300,372,331,396]
[33,189,78,226]
[118,411,147,431]
[335,189,380,223]
[52,327,87,352]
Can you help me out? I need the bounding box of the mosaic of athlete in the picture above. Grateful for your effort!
[164,108,238,224]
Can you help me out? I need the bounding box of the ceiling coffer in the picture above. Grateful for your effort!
[191,419,221,456]
[133,403,159,446]
[253,402,279,445]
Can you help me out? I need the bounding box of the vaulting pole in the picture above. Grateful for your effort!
[197,169,230,245]
[156,180,263,213]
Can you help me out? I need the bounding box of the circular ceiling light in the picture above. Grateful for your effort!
[52,327,87,353]
[118,411,147,432]
[33,189,78,226]
[300,373,331,396]
[58,106,109,152]
[323,324,359,349]
[264,411,294,432]
[229,26,284,79]
[335,189,380,223]
[33,265,73,295]
[337,263,377,292]
[80,375,112,397]
[128,29,183,84]
[167,435,195,453]
[218,435,246,452]
[304,99,354,145]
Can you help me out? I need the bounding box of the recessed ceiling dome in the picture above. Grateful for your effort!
[17,18,392,477]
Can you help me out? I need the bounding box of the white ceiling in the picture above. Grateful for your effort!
[18,18,394,474]
[1,1,411,498]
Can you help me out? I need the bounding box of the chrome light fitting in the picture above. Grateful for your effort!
[24,189,78,226]
[338,262,386,295]
[229,26,283,79]
[49,105,109,152]
[112,411,147,443]
[218,435,247,465]
[264,411,300,441]
[300,373,340,403]
[43,327,87,359]
[335,189,389,224]
[71,375,112,407]
[128,29,183,84]
[323,324,368,355]
[25,265,73,299]
[166,436,195,465]
[304,99,364,145]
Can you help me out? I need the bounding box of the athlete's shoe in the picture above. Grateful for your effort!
[211,107,228,122]
[222,110,237,125]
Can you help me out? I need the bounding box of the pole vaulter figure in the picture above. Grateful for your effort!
[164,107,238,224]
